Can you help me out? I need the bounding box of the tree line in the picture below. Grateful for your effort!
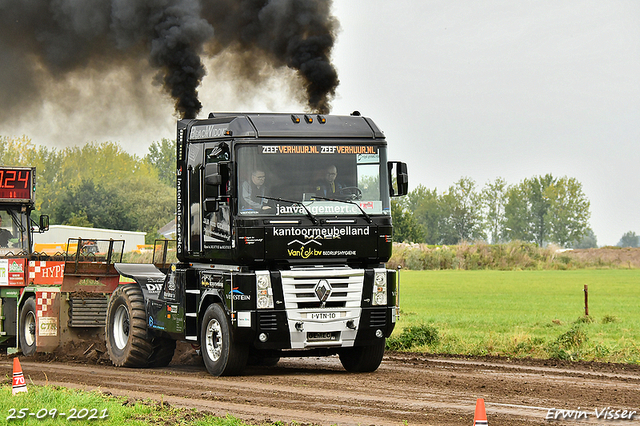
[0,136,176,243]
[1,136,612,249]
[392,175,594,248]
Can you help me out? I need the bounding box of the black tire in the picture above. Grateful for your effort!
[148,337,177,368]
[200,303,248,376]
[19,297,37,356]
[339,339,386,373]
[247,350,281,367]
[105,284,153,367]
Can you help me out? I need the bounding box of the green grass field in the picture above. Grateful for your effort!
[391,269,640,363]
[0,385,255,426]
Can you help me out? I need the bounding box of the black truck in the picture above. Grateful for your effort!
[107,112,408,376]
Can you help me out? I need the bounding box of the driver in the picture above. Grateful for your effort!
[316,165,344,197]
[0,216,13,247]
[241,169,272,211]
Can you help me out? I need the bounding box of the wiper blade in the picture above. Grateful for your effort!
[9,210,26,233]
[312,196,373,224]
[257,196,319,225]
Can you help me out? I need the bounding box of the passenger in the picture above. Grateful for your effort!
[241,169,272,211]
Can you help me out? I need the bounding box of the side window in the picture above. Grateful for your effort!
[187,145,203,253]
[202,143,232,248]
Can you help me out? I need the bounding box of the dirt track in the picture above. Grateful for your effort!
[2,348,640,425]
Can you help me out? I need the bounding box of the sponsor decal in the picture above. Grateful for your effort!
[28,261,65,285]
[202,275,224,289]
[38,317,58,336]
[274,226,369,239]
[241,236,264,245]
[285,239,357,258]
[357,153,380,163]
[0,259,9,286]
[359,201,374,209]
[261,145,377,155]
[273,201,383,217]
[228,287,250,301]
[146,283,163,293]
[9,261,23,273]
[149,316,165,329]
[189,125,229,140]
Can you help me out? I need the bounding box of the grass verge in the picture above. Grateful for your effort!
[388,269,640,363]
[0,384,261,425]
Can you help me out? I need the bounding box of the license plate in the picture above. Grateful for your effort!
[307,332,338,341]
[310,312,338,320]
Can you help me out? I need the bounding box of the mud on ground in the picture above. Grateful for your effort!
[2,346,639,426]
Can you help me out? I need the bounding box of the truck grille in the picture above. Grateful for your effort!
[280,268,364,310]
[259,312,278,331]
[68,295,108,327]
[370,309,387,328]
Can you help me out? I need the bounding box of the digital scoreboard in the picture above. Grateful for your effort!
[0,167,34,203]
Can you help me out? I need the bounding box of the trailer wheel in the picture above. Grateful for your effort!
[339,339,386,373]
[19,297,37,356]
[201,303,248,376]
[105,284,153,367]
[148,337,177,368]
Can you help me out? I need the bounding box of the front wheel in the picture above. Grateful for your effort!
[339,339,386,373]
[105,284,153,367]
[19,297,37,356]
[201,303,248,376]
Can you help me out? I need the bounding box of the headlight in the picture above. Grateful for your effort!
[257,275,270,289]
[372,269,387,306]
[256,271,274,309]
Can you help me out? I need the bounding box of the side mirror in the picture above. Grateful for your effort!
[39,215,50,232]
[388,161,408,197]
[204,163,222,186]
[203,198,219,213]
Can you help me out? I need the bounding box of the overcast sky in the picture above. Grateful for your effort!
[4,1,639,246]
[330,1,640,247]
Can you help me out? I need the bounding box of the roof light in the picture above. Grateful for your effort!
[291,115,301,123]
[304,115,313,124]
[317,115,326,124]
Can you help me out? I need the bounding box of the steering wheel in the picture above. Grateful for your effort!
[339,186,362,200]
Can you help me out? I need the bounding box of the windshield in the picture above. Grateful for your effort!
[0,208,29,254]
[237,143,390,216]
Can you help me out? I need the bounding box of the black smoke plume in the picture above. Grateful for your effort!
[200,1,339,114]
[0,0,339,121]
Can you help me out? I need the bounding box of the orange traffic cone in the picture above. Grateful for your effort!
[473,398,487,425]
[12,358,28,395]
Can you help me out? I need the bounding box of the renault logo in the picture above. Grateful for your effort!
[314,279,332,303]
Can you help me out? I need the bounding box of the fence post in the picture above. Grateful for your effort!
[583,284,589,316]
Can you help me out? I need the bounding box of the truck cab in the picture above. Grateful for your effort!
[110,112,408,375]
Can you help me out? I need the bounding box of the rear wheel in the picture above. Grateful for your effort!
[339,339,386,373]
[201,303,248,376]
[105,284,153,367]
[19,297,37,356]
